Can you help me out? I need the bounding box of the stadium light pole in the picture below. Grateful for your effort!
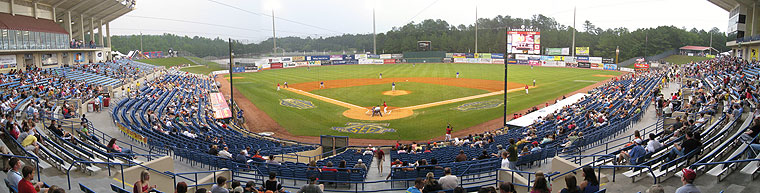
[272,9,277,56]
[475,4,478,54]
[571,6,576,57]
[229,38,235,119]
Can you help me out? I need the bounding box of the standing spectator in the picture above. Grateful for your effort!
[17,166,47,193]
[406,178,424,193]
[422,172,442,193]
[560,175,580,193]
[297,177,323,193]
[507,139,518,170]
[375,147,385,174]
[579,166,599,193]
[133,170,157,193]
[439,167,458,190]
[262,172,283,193]
[675,169,701,193]
[210,176,229,193]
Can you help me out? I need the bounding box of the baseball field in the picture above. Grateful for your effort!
[224,63,621,141]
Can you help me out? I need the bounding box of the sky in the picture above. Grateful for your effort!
[109,0,729,43]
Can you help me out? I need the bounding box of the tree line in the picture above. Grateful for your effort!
[111,14,727,61]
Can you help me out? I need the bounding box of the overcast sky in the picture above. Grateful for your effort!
[109,0,729,43]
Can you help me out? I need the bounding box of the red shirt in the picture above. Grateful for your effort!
[322,167,337,172]
[446,127,452,134]
[17,179,35,193]
[525,85,529,89]
[383,102,387,108]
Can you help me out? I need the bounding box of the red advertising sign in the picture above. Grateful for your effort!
[528,60,540,66]
[634,63,650,68]
[271,63,283,69]
[383,59,396,64]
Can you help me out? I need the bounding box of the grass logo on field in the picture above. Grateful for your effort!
[279,99,316,109]
[453,99,503,111]
[332,123,396,134]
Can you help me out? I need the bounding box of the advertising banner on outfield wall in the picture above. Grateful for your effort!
[634,63,650,68]
[307,55,330,61]
[231,67,245,73]
[540,56,554,61]
[284,62,297,68]
[330,55,343,61]
[528,55,541,61]
[591,63,603,69]
[307,61,322,65]
[466,58,480,63]
[546,48,570,55]
[465,53,475,58]
[454,58,467,63]
[603,64,617,70]
[475,53,492,58]
[268,58,281,63]
[368,54,380,59]
[479,58,492,63]
[529,60,540,66]
[492,59,505,64]
[292,56,306,61]
[491,53,505,59]
[589,57,603,63]
[577,56,589,63]
[384,59,396,64]
[380,54,392,59]
[517,60,529,64]
[446,53,454,58]
[542,61,563,67]
[343,55,355,60]
[443,58,454,63]
[392,54,404,59]
[515,54,529,60]
[280,57,293,62]
[355,54,368,59]
[295,61,308,66]
[271,63,284,69]
[507,59,518,64]
[564,56,576,63]
[577,62,591,68]
[453,53,466,58]
[575,47,590,56]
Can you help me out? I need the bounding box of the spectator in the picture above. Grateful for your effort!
[579,166,599,193]
[235,150,248,163]
[176,182,188,193]
[375,147,385,174]
[439,167,458,190]
[6,158,23,190]
[453,187,466,193]
[647,184,664,193]
[322,161,337,172]
[297,177,323,193]
[455,150,467,162]
[740,117,760,143]
[477,150,491,160]
[48,185,64,193]
[406,178,424,193]
[17,165,47,193]
[422,172,442,193]
[108,138,136,158]
[210,176,228,193]
[616,139,646,165]
[134,170,157,193]
[646,133,663,153]
[262,172,283,193]
[80,122,99,143]
[531,176,550,193]
[208,145,219,156]
[668,131,701,161]
[530,141,542,152]
[244,181,258,193]
[560,175,580,193]
[231,181,242,193]
[676,169,700,193]
[218,147,233,159]
[507,139,518,170]
[499,182,516,193]
[338,160,348,172]
[20,129,40,155]
[353,159,367,171]
[267,155,280,165]
[196,188,208,193]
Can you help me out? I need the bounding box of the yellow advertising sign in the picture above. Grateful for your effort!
[575,47,590,56]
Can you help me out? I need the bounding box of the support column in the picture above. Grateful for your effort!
[9,0,14,16]
[52,7,56,22]
[106,22,111,48]
[64,11,72,39]
[80,15,85,41]
[90,17,95,46]
[33,3,38,19]
[98,20,104,47]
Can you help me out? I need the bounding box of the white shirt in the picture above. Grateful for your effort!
[439,175,459,190]
[646,139,663,153]
[218,150,232,158]
[501,158,511,169]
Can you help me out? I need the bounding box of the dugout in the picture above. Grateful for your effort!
[403,51,445,63]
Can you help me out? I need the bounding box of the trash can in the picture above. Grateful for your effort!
[87,101,94,112]
[103,97,110,107]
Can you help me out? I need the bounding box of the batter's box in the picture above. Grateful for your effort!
[332,123,396,134]
[280,98,316,109]
[452,99,503,111]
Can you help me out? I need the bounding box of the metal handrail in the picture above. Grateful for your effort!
[0,153,42,181]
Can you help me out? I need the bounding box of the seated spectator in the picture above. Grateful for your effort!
[530,141,542,152]
[80,123,99,143]
[17,165,47,193]
[266,155,280,165]
[531,176,550,193]
[134,170,157,193]
[520,146,531,156]
[455,150,467,162]
[6,158,23,190]
[668,131,701,161]
[208,145,219,156]
[353,159,367,171]
[560,175,580,193]
[251,150,264,161]
[322,161,337,172]
[211,176,228,193]
[307,160,320,171]
[337,160,348,172]
[231,181,242,193]
[20,130,40,155]
[500,182,517,193]
[477,150,491,160]
[235,150,249,163]
[439,167,458,190]
[616,139,646,165]
[740,117,760,143]
[218,147,233,159]
[176,182,188,193]
[647,184,664,193]
[244,181,258,193]
[646,133,663,153]
[579,166,599,193]
[297,177,323,193]
[107,138,136,159]
[406,178,424,193]
[676,169,700,193]
[422,172,442,193]
[262,172,283,193]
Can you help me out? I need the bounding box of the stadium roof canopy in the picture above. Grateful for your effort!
[679,46,714,51]
[708,0,756,11]
[5,0,135,38]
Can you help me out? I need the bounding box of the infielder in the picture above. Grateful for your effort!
[525,85,529,94]
[284,82,289,88]
[320,81,325,88]
[276,83,280,91]
[456,72,460,78]
[379,73,383,79]
[533,79,536,86]
[392,82,396,91]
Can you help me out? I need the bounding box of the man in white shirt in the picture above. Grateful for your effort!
[500,152,511,169]
[646,133,663,153]
[6,158,23,189]
[217,147,232,159]
[439,167,459,190]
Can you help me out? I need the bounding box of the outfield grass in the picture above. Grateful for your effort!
[663,55,710,65]
[137,57,194,67]
[229,63,620,140]
[311,82,489,107]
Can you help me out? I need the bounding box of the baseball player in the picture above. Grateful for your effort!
[379,73,383,79]
[383,101,388,114]
[525,85,529,94]
[372,105,383,117]
[445,124,452,141]
[456,72,460,78]
[392,82,396,91]
[276,83,280,91]
[533,79,536,86]
[284,81,289,88]
[320,81,325,88]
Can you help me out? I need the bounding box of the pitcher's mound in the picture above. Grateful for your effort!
[343,107,414,121]
[383,90,411,96]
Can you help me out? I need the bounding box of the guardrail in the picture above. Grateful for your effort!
[0,153,42,181]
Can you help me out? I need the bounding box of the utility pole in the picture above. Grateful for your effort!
[373,7,377,54]
[475,5,478,54]
[272,9,277,55]
[645,31,648,61]
[616,46,619,64]
[139,32,143,52]
[709,32,713,55]
[571,6,576,57]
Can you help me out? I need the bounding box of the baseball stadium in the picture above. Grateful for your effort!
[0,0,758,193]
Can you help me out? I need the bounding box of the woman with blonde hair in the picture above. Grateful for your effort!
[133,170,157,193]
